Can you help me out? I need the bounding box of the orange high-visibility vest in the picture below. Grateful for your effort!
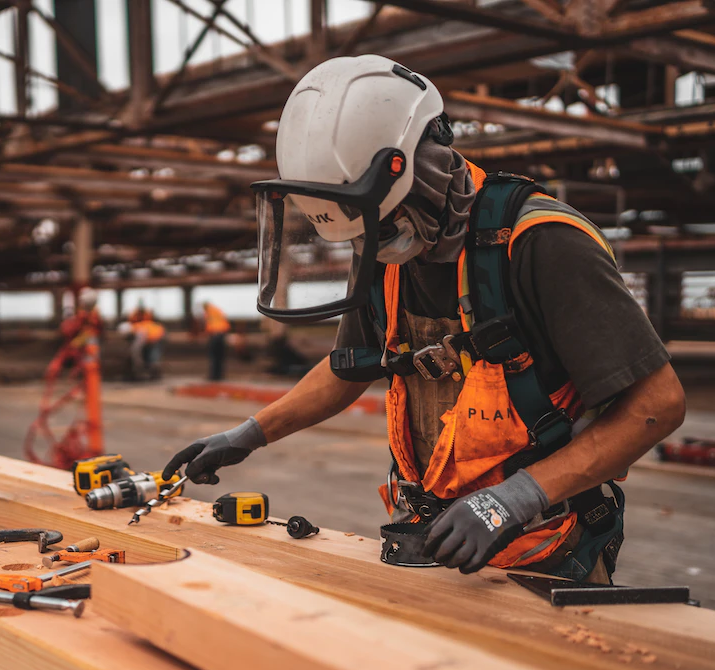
[134,319,165,343]
[204,304,230,335]
[380,161,615,569]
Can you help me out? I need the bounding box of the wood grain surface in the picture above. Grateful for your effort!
[0,456,713,670]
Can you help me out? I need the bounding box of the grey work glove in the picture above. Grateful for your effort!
[162,417,267,485]
[423,469,549,574]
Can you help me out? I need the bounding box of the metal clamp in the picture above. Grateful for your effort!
[412,343,458,381]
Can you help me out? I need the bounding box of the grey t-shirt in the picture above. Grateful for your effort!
[335,223,669,409]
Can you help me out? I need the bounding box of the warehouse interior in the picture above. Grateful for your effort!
[0,1,714,668]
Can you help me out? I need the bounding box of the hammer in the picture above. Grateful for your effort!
[0,529,64,553]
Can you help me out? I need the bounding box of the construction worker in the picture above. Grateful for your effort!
[164,56,685,583]
[118,313,165,381]
[202,302,230,381]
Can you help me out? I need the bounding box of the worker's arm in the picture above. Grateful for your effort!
[527,361,685,504]
[255,356,373,442]
[163,356,372,483]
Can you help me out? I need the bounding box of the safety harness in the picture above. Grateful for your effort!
[331,171,624,581]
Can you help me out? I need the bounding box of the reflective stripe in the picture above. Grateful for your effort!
[509,194,615,261]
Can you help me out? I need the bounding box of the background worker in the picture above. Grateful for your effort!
[118,313,165,381]
[163,56,685,583]
[201,301,230,381]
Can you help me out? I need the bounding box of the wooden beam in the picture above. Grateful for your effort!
[605,1,715,38]
[113,212,253,230]
[0,130,119,163]
[1,456,715,670]
[445,91,661,149]
[93,550,516,670]
[0,164,230,199]
[625,36,715,75]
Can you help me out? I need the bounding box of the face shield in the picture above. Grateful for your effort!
[252,148,406,324]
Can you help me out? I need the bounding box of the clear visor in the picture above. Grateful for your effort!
[257,192,363,313]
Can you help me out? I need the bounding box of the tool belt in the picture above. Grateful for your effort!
[383,461,624,577]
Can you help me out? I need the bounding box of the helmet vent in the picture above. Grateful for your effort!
[392,64,427,91]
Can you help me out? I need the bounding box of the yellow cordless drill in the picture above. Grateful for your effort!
[72,454,134,496]
[84,471,184,510]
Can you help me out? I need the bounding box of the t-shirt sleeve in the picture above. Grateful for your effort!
[511,224,670,409]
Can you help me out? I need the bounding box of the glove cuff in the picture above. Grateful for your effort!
[494,469,549,525]
[224,416,267,451]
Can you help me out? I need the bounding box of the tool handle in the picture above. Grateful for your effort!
[67,537,100,553]
[41,584,91,600]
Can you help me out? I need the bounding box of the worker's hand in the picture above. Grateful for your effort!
[422,470,548,574]
[162,417,267,485]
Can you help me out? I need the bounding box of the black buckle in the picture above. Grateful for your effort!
[399,482,453,521]
[412,344,458,381]
[470,315,520,364]
[527,409,573,448]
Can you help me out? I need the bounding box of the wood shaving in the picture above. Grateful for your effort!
[553,625,574,636]
[358,538,364,541]
[641,654,657,664]
[575,608,594,615]
[48,575,68,587]
[344,532,355,537]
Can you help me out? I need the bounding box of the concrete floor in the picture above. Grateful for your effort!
[1,378,714,609]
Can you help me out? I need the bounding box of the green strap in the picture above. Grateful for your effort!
[468,175,572,450]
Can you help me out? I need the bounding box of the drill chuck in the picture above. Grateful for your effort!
[86,473,159,510]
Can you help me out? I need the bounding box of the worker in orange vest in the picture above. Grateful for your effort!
[164,57,685,583]
[202,302,231,381]
[119,313,166,381]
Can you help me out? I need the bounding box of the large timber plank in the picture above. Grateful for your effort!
[0,456,713,670]
[92,549,530,670]
[0,540,188,670]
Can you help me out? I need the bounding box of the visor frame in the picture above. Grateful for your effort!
[251,148,405,324]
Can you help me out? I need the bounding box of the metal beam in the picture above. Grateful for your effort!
[445,91,662,149]
[23,1,109,100]
[519,0,564,24]
[153,0,229,111]
[13,1,28,118]
[205,0,300,81]
[309,0,328,62]
[336,3,385,57]
[126,0,154,127]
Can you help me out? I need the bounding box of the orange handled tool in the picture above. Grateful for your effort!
[42,549,125,569]
[0,574,43,593]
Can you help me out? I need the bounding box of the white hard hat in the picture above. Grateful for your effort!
[276,55,444,242]
[78,287,98,310]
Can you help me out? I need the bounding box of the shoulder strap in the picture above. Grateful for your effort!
[463,171,573,454]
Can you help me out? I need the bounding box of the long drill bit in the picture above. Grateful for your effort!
[128,475,188,525]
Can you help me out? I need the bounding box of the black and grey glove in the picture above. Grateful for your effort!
[422,469,549,574]
[162,417,267,485]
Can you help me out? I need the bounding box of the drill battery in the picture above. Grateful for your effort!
[72,454,134,496]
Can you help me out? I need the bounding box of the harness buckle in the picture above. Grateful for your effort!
[412,343,458,381]
[470,315,521,364]
[527,409,573,448]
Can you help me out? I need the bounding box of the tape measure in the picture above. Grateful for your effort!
[212,492,269,525]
